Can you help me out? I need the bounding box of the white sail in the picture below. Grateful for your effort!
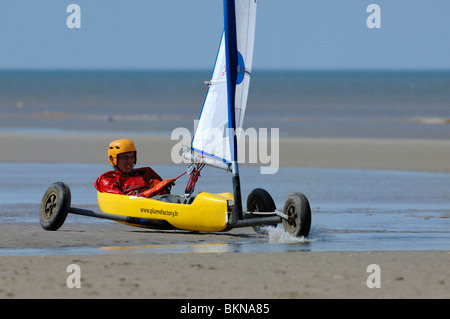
[234,0,257,131]
[191,0,257,164]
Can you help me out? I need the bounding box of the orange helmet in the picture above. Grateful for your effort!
[108,139,137,168]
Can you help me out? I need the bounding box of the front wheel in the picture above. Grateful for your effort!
[282,192,311,237]
[39,182,71,231]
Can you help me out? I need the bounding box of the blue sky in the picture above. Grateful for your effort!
[1,0,450,70]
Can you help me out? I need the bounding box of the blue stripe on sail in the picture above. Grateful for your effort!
[223,0,238,162]
[236,51,245,84]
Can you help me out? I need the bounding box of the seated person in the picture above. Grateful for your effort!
[95,139,177,200]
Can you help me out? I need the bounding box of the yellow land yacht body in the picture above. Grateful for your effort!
[97,191,234,232]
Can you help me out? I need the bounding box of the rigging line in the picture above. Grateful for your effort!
[174,170,187,180]
[184,162,206,197]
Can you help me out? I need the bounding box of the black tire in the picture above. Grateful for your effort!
[247,188,276,235]
[282,192,311,237]
[39,182,71,231]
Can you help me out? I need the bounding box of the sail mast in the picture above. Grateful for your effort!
[223,0,243,221]
[191,0,256,221]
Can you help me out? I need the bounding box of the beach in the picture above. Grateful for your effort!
[1,131,450,299]
[1,70,450,300]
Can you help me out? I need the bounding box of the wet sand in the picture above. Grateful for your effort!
[1,131,450,299]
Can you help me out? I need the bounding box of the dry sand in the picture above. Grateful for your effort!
[2,131,450,172]
[2,251,449,299]
[1,131,450,299]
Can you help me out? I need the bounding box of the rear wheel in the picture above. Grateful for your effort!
[39,182,71,231]
[282,192,311,237]
[246,188,276,235]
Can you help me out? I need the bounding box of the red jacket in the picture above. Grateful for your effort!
[94,167,170,197]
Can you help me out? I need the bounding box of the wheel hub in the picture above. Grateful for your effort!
[44,194,57,219]
[286,205,297,230]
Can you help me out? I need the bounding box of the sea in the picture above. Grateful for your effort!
[1,70,450,138]
[0,70,450,255]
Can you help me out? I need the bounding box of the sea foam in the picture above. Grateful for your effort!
[260,225,311,244]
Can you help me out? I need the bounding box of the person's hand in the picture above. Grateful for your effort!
[141,178,176,198]
[160,178,176,189]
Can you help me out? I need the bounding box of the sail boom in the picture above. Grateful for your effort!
[183,151,231,172]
